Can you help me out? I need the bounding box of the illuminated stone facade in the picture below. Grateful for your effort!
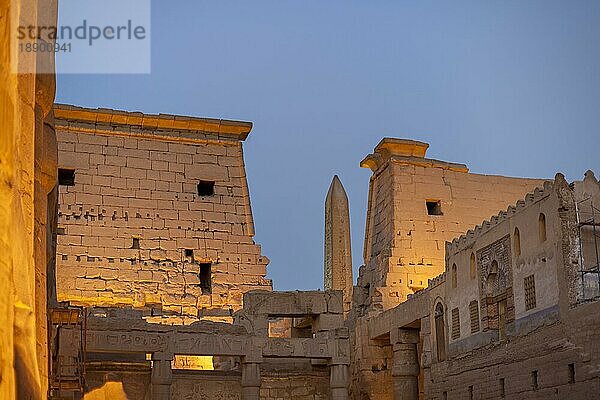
[356,138,548,313]
[54,105,271,323]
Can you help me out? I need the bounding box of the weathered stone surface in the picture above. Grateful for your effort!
[75,289,349,398]
[355,138,548,313]
[0,1,58,398]
[53,106,272,322]
[356,173,600,400]
[324,175,353,315]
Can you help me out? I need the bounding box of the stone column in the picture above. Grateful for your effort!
[391,328,420,400]
[330,364,350,400]
[151,353,173,400]
[241,362,261,400]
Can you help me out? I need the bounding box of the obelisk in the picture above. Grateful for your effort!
[324,175,353,314]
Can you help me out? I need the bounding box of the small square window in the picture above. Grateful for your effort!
[426,200,443,215]
[58,168,75,186]
[184,249,194,258]
[197,181,215,196]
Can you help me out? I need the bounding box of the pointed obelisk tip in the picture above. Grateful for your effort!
[330,175,341,187]
[328,174,347,197]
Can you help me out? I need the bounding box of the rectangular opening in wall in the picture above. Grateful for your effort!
[58,168,75,186]
[500,378,505,397]
[568,363,575,384]
[468,385,473,400]
[199,263,212,294]
[531,370,539,391]
[451,307,460,340]
[268,317,313,338]
[184,249,194,258]
[426,200,443,215]
[172,355,214,371]
[469,300,480,333]
[197,181,215,197]
[442,392,447,400]
[132,238,140,249]
[268,317,292,338]
[524,274,537,311]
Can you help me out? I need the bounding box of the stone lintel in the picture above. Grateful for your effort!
[53,103,253,142]
[390,327,420,345]
[86,328,348,360]
[242,290,343,316]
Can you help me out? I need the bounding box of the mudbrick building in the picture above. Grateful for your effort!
[352,171,600,400]
[1,1,599,398]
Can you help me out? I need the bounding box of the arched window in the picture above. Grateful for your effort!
[514,227,521,256]
[470,253,476,280]
[539,213,547,243]
[434,303,446,361]
[451,263,457,288]
[490,260,498,274]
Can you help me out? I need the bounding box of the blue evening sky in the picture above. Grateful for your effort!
[56,1,600,291]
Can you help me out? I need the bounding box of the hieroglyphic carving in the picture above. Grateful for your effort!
[86,331,167,353]
[87,325,347,362]
[262,338,332,359]
[175,334,246,356]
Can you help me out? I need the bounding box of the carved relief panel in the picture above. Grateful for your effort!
[476,235,515,334]
[477,235,513,298]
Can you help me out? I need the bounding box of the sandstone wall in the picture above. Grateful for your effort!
[84,367,151,400]
[54,105,271,323]
[261,371,330,400]
[358,138,548,312]
[84,367,329,400]
[173,370,330,400]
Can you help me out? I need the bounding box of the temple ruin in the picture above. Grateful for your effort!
[1,1,599,399]
[53,104,271,324]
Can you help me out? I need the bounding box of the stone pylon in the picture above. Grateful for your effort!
[324,175,353,314]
